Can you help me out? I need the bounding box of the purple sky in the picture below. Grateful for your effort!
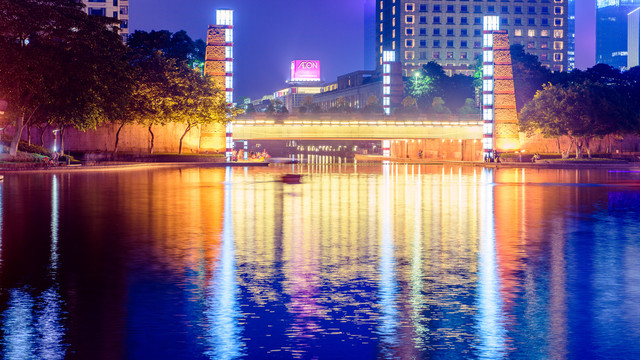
[132,0,596,101]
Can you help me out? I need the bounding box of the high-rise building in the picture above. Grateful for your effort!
[364,0,377,70]
[376,0,569,76]
[568,0,575,70]
[596,0,640,69]
[629,7,640,68]
[80,0,130,43]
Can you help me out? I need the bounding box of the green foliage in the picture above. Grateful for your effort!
[457,98,481,115]
[0,134,51,156]
[128,30,205,68]
[510,44,552,113]
[432,97,451,114]
[362,95,383,114]
[406,61,475,113]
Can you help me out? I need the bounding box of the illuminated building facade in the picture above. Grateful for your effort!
[80,0,130,43]
[597,0,640,69]
[376,0,569,75]
[314,71,381,111]
[483,16,520,159]
[628,7,640,68]
[568,0,575,70]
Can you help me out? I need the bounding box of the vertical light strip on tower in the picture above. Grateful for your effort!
[482,16,499,161]
[216,9,234,160]
[382,50,395,116]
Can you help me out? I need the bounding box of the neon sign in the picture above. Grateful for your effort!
[291,60,321,81]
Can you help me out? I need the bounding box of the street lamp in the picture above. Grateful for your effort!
[52,129,61,153]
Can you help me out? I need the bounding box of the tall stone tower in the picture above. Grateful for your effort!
[202,9,234,154]
[482,16,520,160]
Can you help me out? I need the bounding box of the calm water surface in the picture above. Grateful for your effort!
[0,164,639,359]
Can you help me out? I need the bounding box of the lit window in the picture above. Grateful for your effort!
[554,6,563,15]
[528,29,536,37]
[406,39,414,47]
[433,51,440,59]
[483,50,493,62]
[483,65,494,76]
[380,1,383,9]
[515,29,523,37]
[554,41,563,50]
[405,15,414,24]
[483,79,494,91]
[541,42,548,49]
[483,108,493,121]
[380,34,383,43]
[406,27,414,36]
[393,29,396,38]
[554,30,563,38]
[554,53,563,61]
[392,41,396,49]
[406,3,415,11]
[541,53,548,61]
[541,30,549,37]
[554,18,563,26]
[405,51,415,59]
[447,52,454,59]
[392,6,396,15]
[483,94,493,106]
[528,41,535,49]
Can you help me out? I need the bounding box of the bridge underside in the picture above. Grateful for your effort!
[232,121,483,141]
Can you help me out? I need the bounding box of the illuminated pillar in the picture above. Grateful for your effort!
[205,9,235,158]
[382,51,394,116]
[482,16,499,160]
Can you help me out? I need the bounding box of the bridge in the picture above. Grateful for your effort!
[227,114,484,161]
[231,114,483,140]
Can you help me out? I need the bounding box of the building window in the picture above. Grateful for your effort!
[554,18,563,26]
[461,5,469,13]
[461,29,468,36]
[474,41,482,48]
[447,40,454,47]
[554,53,563,61]
[461,40,468,48]
[447,5,455,13]
[461,17,469,24]
[501,6,509,13]
[474,5,482,13]
[434,28,441,35]
[515,29,523,37]
[88,8,106,16]
[433,16,441,24]
[541,42,548,48]
[88,0,106,2]
[420,16,427,23]
[406,3,415,11]
[554,29,563,38]
[447,17,454,24]
[121,19,128,28]
[113,11,118,18]
[460,52,468,59]
[554,41,563,50]
[434,40,441,47]
[120,5,128,14]
[406,51,415,60]
[420,4,427,12]
[474,29,481,36]
[474,52,482,59]
[528,29,535,37]
[554,6,563,15]
[515,18,522,25]
[527,41,535,49]
[528,6,535,13]
[420,51,427,59]
[541,6,549,14]
[447,28,454,36]
[447,52,454,59]
[420,28,427,35]
[406,39,415,47]
[488,6,495,13]
[541,53,548,61]
[420,40,427,47]
[380,34,383,43]
[406,27,414,35]
[501,18,509,25]
[405,15,415,24]
[515,6,522,13]
[434,4,442,12]
[542,18,549,26]
[433,52,440,59]
[528,18,535,25]
[474,17,482,25]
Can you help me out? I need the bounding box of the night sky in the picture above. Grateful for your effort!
[131,0,596,101]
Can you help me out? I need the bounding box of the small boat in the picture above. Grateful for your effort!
[281,174,303,184]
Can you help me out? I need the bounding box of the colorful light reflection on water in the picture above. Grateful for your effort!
[0,164,639,359]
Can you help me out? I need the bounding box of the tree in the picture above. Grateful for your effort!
[401,96,419,114]
[520,81,639,158]
[441,74,475,111]
[266,99,288,114]
[0,0,132,155]
[362,95,382,114]
[457,98,480,115]
[432,97,451,114]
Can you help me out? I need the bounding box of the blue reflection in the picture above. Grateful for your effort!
[476,168,506,358]
[205,167,244,359]
[50,175,59,274]
[377,164,398,358]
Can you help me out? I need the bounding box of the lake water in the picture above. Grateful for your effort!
[0,164,639,359]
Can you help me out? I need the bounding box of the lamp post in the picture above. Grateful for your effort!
[52,129,61,153]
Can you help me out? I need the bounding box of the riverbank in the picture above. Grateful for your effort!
[355,155,640,169]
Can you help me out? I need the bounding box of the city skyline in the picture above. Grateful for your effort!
[131,0,597,101]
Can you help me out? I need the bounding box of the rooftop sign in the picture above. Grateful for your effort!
[291,60,321,82]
